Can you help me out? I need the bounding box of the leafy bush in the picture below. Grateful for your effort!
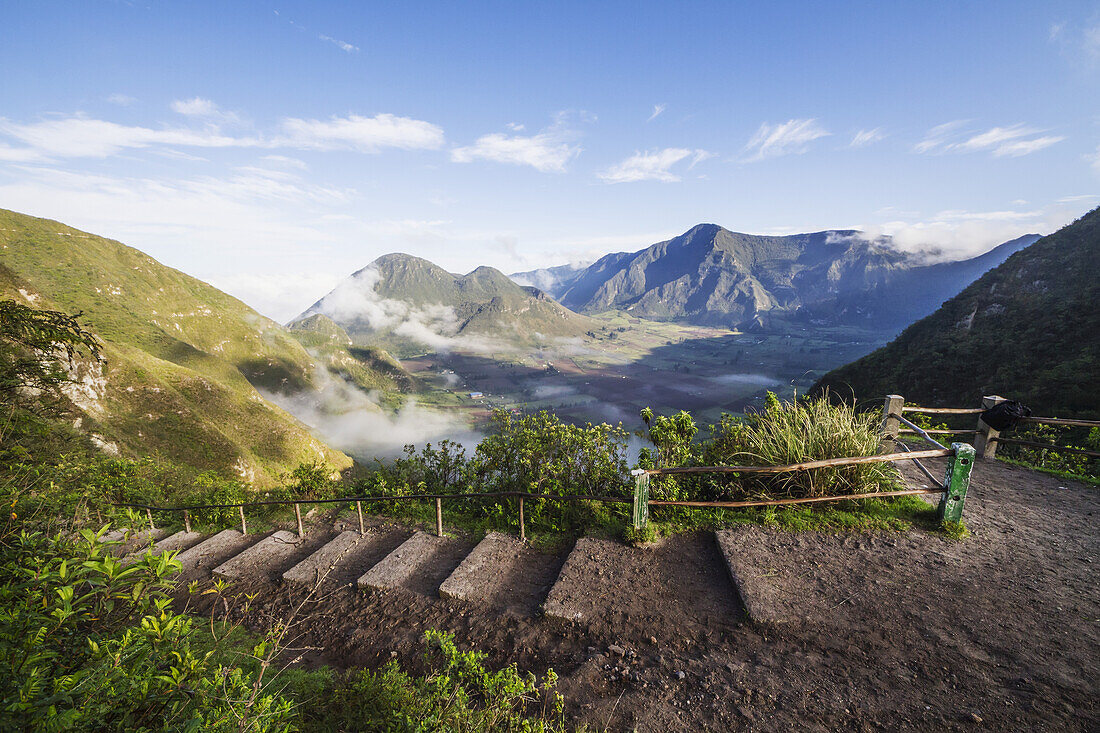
[996,423,1098,479]
[301,630,567,732]
[0,526,294,731]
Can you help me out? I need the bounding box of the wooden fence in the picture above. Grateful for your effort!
[883,394,1100,460]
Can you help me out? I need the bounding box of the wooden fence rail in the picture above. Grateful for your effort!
[894,393,1100,460]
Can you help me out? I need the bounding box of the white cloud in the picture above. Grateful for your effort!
[0,112,444,159]
[0,116,251,158]
[647,104,666,122]
[278,113,444,152]
[319,34,359,53]
[743,118,829,161]
[451,117,580,172]
[916,121,1063,157]
[850,128,885,147]
[171,97,242,125]
[598,148,709,183]
[171,97,218,116]
[858,204,1081,262]
[914,120,968,154]
[993,135,1065,157]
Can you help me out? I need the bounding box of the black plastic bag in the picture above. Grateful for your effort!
[980,400,1032,431]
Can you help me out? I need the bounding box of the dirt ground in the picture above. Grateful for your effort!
[175,459,1098,731]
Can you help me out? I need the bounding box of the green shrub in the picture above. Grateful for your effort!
[301,630,567,732]
[0,526,294,731]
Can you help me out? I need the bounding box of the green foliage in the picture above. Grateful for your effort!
[0,525,294,731]
[0,298,102,419]
[996,423,1098,479]
[359,410,631,535]
[622,523,657,546]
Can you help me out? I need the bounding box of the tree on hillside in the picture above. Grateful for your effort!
[0,299,102,414]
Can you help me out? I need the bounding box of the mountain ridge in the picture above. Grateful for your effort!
[512,224,1038,333]
[297,253,594,349]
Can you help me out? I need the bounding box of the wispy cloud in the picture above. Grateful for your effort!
[916,121,1064,157]
[0,116,252,159]
[319,34,359,53]
[0,111,444,160]
[170,97,242,125]
[106,93,135,106]
[647,104,666,122]
[278,113,444,152]
[850,127,885,147]
[598,148,709,183]
[743,118,829,161]
[451,117,580,172]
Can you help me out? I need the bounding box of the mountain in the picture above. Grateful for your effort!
[550,224,1037,333]
[296,253,594,348]
[0,208,361,485]
[509,262,590,295]
[810,208,1100,418]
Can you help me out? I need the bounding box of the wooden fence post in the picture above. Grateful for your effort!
[882,395,904,441]
[295,503,305,537]
[356,500,365,535]
[183,510,191,533]
[974,395,1007,458]
[518,497,525,542]
[435,497,443,537]
[239,506,247,535]
[631,469,650,530]
[938,443,976,524]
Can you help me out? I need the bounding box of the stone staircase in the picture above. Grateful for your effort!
[105,522,747,621]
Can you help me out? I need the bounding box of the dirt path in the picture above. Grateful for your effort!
[175,460,1098,731]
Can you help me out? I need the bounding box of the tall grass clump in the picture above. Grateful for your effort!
[641,392,902,502]
[715,392,900,498]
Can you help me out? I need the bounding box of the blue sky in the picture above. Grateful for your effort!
[2,1,1098,320]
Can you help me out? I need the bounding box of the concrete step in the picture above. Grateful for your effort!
[151,530,206,555]
[213,530,304,581]
[101,527,170,556]
[357,531,449,592]
[283,530,364,587]
[122,530,204,566]
[439,531,525,603]
[542,536,622,623]
[714,527,809,627]
[175,529,253,572]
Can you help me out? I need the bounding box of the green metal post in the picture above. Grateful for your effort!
[938,443,975,523]
[631,470,650,530]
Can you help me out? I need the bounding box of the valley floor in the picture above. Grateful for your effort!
[171,459,1098,731]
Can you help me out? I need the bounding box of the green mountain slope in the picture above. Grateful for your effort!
[810,207,1100,417]
[0,208,355,485]
[296,253,594,349]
